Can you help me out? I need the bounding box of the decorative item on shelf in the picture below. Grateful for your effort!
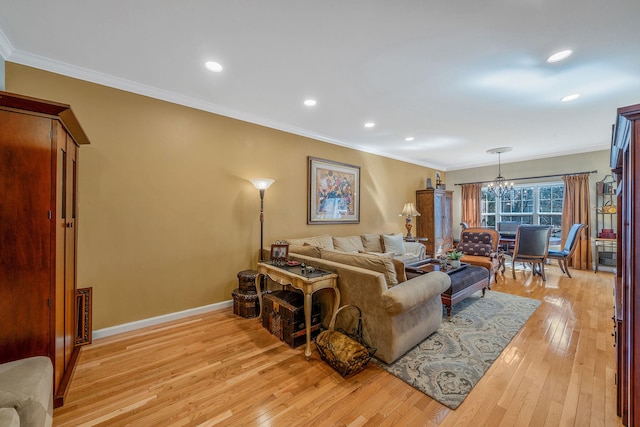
[426,177,433,189]
[435,172,446,189]
[486,147,514,199]
[270,241,289,266]
[597,201,617,214]
[250,178,275,262]
[447,250,464,268]
[399,202,421,240]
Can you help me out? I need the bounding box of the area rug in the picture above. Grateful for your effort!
[376,290,541,409]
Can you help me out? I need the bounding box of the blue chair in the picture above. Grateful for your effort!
[547,224,588,278]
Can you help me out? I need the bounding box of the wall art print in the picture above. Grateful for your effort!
[308,156,360,224]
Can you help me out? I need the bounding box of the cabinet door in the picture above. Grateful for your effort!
[0,110,52,363]
[53,123,79,389]
[443,192,453,249]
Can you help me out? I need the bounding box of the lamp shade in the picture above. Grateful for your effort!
[400,202,420,217]
[250,178,275,190]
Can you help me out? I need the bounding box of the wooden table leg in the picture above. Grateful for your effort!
[303,291,312,360]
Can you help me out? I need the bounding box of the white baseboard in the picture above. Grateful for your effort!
[92,299,234,340]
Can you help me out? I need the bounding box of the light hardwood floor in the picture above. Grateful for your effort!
[53,265,623,426]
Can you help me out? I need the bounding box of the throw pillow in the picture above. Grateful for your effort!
[288,244,321,258]
[361,234,383,253]
[381,233,406,256]
[333,235,365,253]
[320,249,399,287]
[285,235,335,250]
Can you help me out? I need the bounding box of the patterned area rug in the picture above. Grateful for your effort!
[376,290,541,409]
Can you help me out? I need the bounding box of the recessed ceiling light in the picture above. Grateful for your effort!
[364,122,375,128]
[561,93,580,102]
[204,61,223,72]
[303,99,317,107]
[547,50,573,63]
[405,137,414,141]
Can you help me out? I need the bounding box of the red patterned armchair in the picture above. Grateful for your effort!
[456,227,500,283]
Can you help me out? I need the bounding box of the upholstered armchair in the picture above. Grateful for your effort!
[456,227,500,283]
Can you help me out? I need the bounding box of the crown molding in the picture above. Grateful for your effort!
[0,27,13,59]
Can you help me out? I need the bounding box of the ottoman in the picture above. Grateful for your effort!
[441,265,490,318]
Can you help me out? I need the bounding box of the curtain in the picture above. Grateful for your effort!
[561,174,592,270]
[461,183,483,228]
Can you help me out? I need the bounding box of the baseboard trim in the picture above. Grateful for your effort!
[92,299,234,340]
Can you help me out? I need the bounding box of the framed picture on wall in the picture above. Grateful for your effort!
[308,156,360,224]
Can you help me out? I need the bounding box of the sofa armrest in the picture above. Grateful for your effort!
[404,242,426,260]
[381,271,450,315]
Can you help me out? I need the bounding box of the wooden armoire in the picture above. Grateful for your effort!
[0,91,90,407]
[611,103,640,426]
[415,188,453,257]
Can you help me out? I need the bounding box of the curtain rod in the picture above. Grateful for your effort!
[454,170,598,186]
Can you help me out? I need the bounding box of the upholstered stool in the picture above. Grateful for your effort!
[441,265,490,318]
[232,270,260,318]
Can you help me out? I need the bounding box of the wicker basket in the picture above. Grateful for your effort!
[314,305,376,377]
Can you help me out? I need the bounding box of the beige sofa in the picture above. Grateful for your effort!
[283,233,426,264]
[283,248,450,364]
[0,356,53,427]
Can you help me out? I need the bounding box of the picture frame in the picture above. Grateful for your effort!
[308,156,360,224]
[270,243,289,262]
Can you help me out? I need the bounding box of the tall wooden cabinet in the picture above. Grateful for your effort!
[610,103,640,427]
[415,188,453,257]
[0,91,90,407]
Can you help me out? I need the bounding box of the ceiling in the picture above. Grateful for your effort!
[1,1,638,171]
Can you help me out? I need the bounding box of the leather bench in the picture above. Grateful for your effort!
[441,265,490,318]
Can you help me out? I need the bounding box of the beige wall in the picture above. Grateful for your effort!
[6,63,440,329]
[446,150,613,239]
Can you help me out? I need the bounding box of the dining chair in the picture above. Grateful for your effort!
[511,225,552,281]
[547,223,588,278]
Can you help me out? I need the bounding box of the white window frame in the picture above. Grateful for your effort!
[481,181,564,235]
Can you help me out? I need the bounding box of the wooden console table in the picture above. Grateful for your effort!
[255,262,339,359]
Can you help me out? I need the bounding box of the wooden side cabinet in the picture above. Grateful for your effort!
[415,188,453,258]
[610,102,640,426]
[0,91,90,407]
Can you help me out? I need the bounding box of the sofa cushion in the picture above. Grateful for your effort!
[285,235,334,250]
[288,244,321,258]
[381,233,406,256]
[332,235,365,253]
[320,249,399,287]
[460,254,498,271]
[361,233,383,253]
[0,356,53,427]
[0,408,19,427]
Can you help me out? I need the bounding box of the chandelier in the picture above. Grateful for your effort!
[486,147,513,199]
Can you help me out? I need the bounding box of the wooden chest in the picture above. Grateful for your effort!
[261,290,321,348]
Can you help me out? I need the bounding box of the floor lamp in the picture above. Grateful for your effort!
[250,178,275,262]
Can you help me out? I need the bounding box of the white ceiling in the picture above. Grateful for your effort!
[1,1,638,171]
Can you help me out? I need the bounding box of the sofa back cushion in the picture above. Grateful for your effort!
[332,235,365,253]
[288,244,321,258]
[361,233,383,253]
[285,235,334,250]
[381,233,406,256]
[320,249,399,287]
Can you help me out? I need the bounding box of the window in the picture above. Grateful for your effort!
[481,182,564,236]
